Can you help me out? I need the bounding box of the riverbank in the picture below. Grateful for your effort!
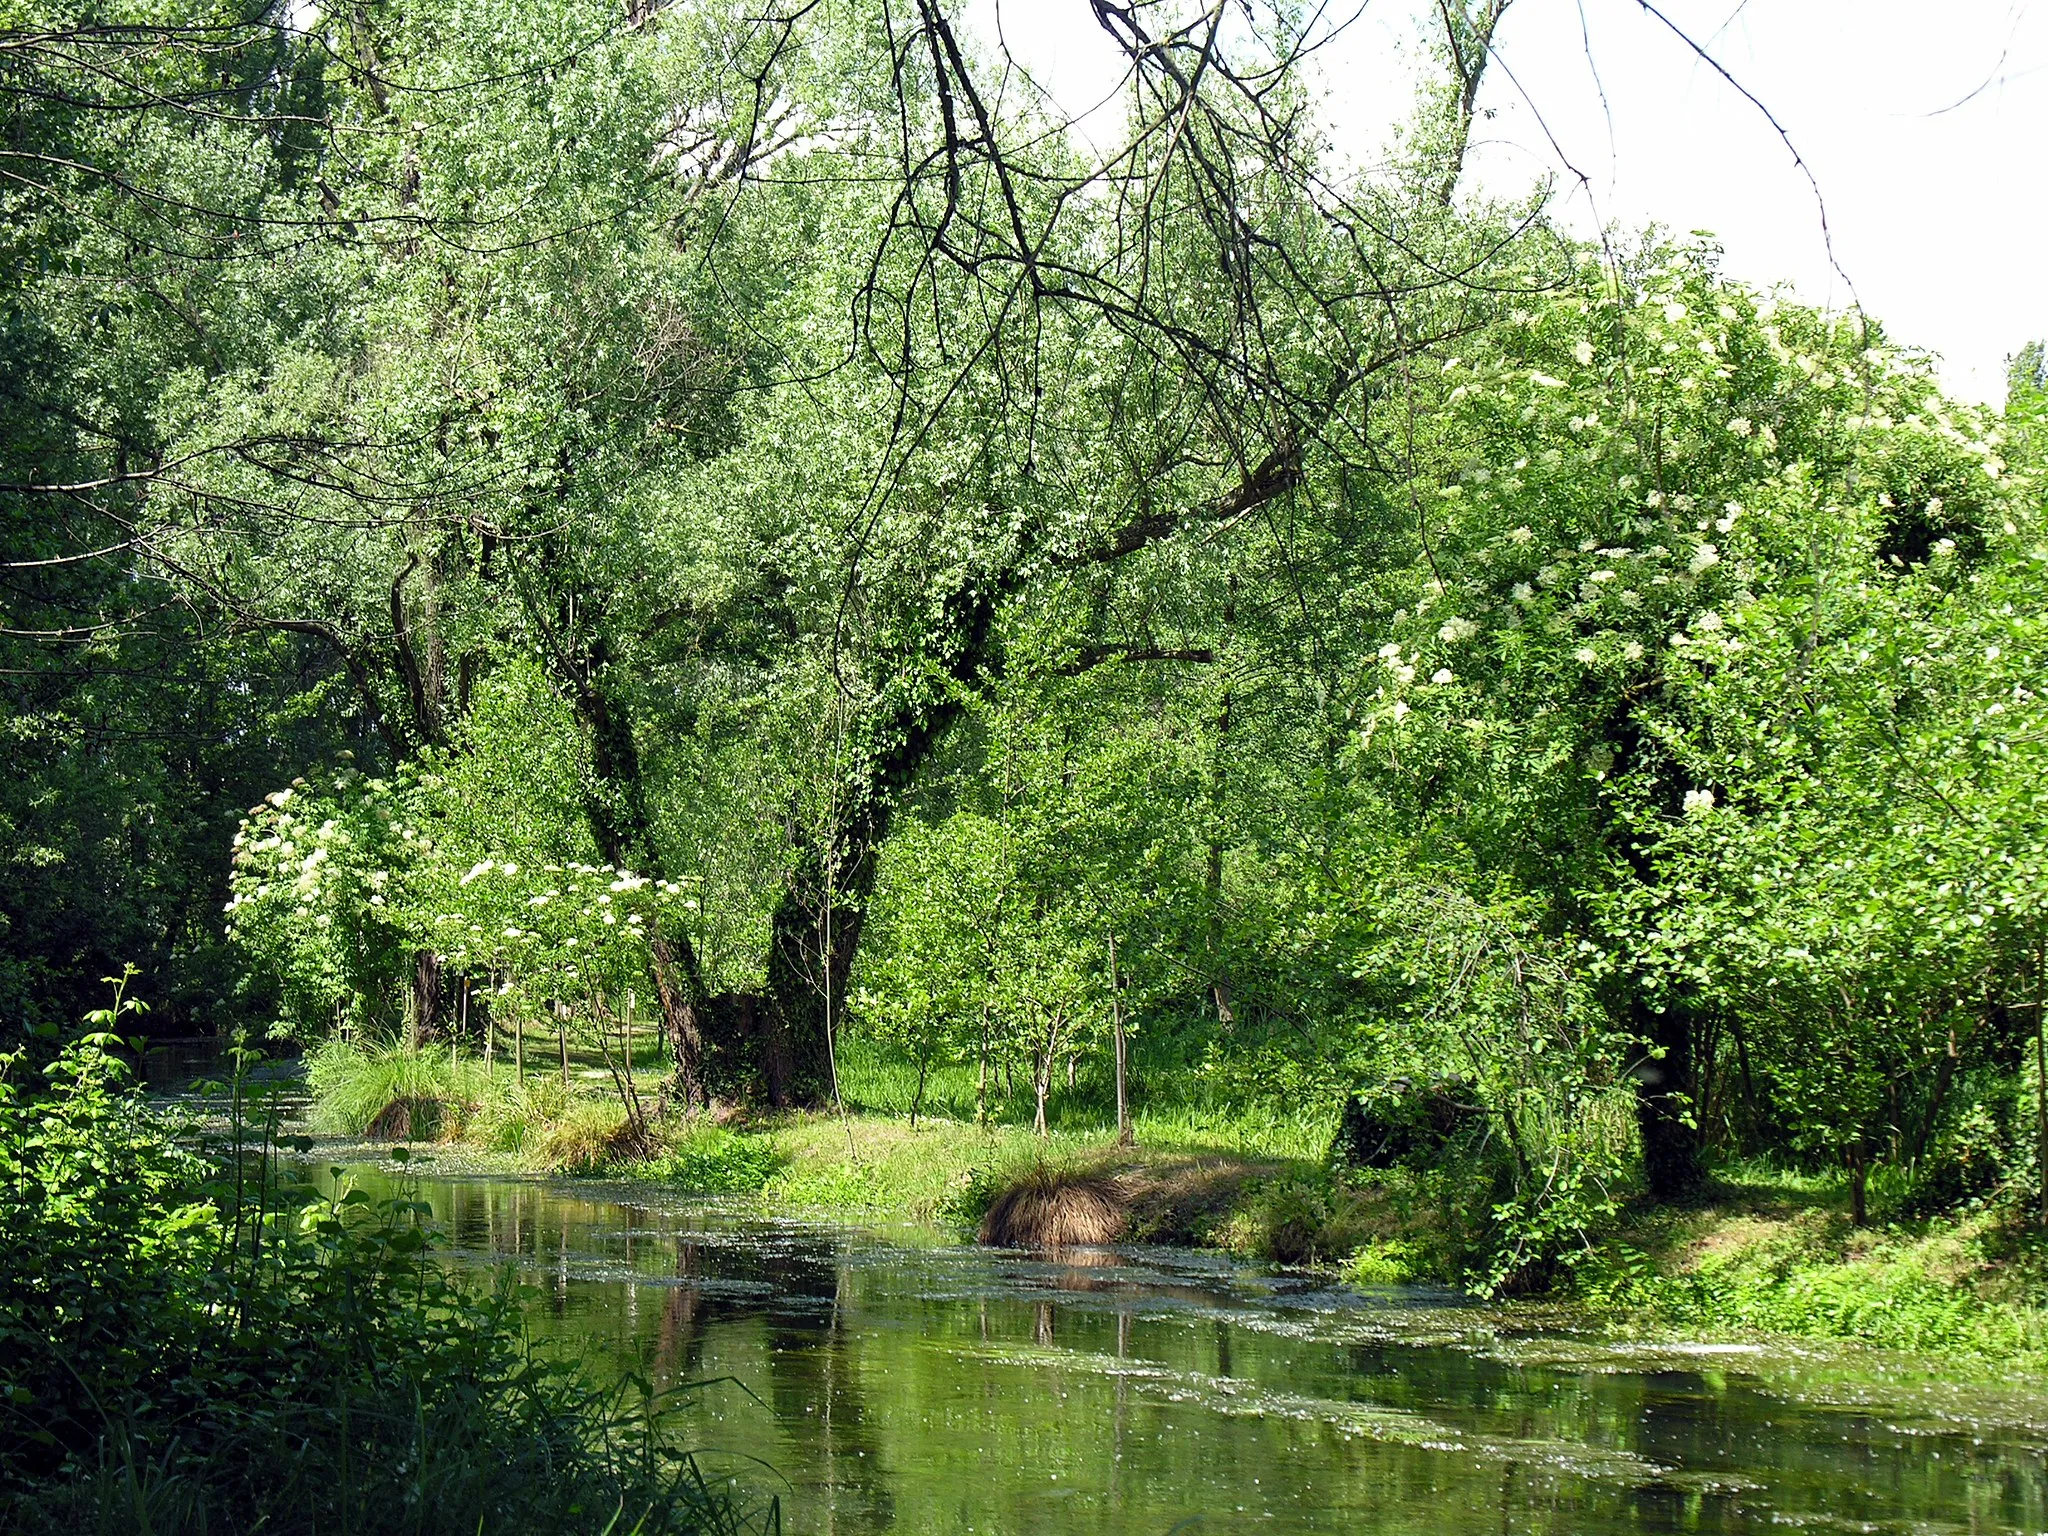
[324,1108,2048,1370]
[297,1039,2048,1370]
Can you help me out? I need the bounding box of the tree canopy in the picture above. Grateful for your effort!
[6,0,2046,1280]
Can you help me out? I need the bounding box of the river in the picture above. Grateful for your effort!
[341,1165,2048,1534]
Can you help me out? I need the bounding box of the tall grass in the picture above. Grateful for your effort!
[306,1035,505,1135]
[307,1036,659,1169]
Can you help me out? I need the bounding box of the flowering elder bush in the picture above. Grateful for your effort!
[1319,237,2014,1205]
[1353,244,1887,835]
[229,749,700,1041]
[1638,401,2048,1193]
[415,852,698,1017]
[226,759,425,1038]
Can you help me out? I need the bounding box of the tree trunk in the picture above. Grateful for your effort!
[1433,0,1516,207]
[1032,1006,1065,1137]
[647,930,708,1111]
[2035,945,2047,1229]
[1109,930,1132,1147]
[1631,989,1704,1203]
[977,1001,990,1127]
[759,840,862,1109]
[410,948,441,1050]
[1204,590,1236,1029]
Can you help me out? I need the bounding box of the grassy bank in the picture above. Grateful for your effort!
[301,1034,1304,1228]
[306,1035,2048,1369]
[1573,1165,2048,1361]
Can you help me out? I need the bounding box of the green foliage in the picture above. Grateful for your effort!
[1344,1237,1425,1288]
[636,1127,784,1195]
[7,0,2048,1310]
[1578,1219,2048,1362]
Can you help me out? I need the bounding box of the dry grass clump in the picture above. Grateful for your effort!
[533,1098,637,1173]
[979,1163,1129,1249]
[364,1096,443,1141]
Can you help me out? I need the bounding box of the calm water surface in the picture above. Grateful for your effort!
[342,1166,2048,1535]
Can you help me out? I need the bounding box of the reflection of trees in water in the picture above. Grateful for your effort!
[628,1227,896,1534]
[653,1237,704,1382]
[403,1178,2048,1533]
[420,1182,898,1533]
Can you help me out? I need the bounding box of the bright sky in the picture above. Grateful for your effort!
[970,1,2048,404]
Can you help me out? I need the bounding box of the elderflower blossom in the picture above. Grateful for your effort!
[1574,646,1598,665]
[1573,340,1594,366]
[1438,617,1478,643]
[1683,788,1716,815]
[1431,668,1455,685]
[1689,544,1721,574]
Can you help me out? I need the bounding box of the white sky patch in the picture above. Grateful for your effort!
[967,1,2047,404]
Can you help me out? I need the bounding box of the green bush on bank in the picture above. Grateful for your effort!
[1,1030,773,1535]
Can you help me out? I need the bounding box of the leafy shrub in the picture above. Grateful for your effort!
[1344,1238,1424,1287]
[639,1127,784,1193]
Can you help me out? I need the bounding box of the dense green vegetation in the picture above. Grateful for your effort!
[0,1007,774,1530]
[5,0,2048,1469]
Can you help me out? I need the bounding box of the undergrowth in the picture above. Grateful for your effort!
[1572,1174,2048,1362]
[4,1027,775,1534]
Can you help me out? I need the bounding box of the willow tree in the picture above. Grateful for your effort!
[7,0,1555,1104]
[655,0,1556,1103]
